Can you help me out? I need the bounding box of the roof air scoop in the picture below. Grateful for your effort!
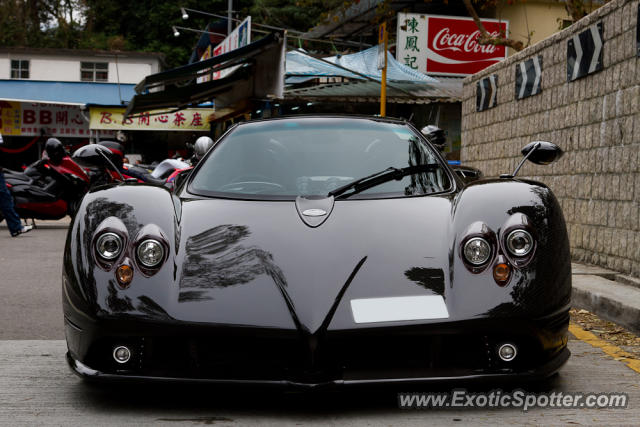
[295,196,335,228]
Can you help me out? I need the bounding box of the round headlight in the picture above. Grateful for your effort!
[96,232,122,260]
[506,229,534,256]
[463,237,492,265]
[136,239,164,267]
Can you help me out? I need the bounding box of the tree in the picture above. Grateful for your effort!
[462,0,611,52]
[462,0,525,52]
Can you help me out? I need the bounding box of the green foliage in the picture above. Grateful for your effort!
[0,0,351,66]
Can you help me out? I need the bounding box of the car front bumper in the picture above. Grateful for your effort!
[64,307,570,387]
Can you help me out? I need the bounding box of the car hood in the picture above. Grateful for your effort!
[172,195,455,332]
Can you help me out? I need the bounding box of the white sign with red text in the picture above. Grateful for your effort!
[396,13,508,76]
[197,16,251,83]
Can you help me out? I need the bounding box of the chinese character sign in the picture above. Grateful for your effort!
[89,107,212,131]
[0,101,21,136]
[396,13,508,76]
[0,101,89,137]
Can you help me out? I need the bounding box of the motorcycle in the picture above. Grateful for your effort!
[2,146,90,221]
[91,141,190,188]
[1,140,129,223]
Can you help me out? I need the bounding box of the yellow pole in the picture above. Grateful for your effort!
[380,22,388,117]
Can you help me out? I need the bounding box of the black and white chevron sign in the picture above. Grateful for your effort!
[515,56,542,100]
[476,75,497,112]
[567,22,603,82]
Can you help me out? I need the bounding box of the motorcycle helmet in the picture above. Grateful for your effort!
[45,138,66,165]
[193,136,214,161]
[97,140,125,170]
[420,125,447,149]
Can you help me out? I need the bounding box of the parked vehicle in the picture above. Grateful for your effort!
[2,138,90,221]
[63,116,570,386]
[94,141,191,188]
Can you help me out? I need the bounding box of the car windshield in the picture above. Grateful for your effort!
[189,118,452,200]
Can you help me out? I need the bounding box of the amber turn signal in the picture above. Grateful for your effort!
[116,264,133,288]
[493,263,511,286]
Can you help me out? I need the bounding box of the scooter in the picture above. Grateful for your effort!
[94,141,192,189]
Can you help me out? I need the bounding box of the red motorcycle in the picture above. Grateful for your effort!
[2,139,91,221]
[1,139,127,222]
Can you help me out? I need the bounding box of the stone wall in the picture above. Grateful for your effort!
[461,0,640,277]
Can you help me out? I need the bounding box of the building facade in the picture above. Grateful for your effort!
[0,47,162,84]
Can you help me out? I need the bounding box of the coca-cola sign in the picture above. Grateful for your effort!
[396,13,508,76]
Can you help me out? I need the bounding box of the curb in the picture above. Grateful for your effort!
[0,220,71,230]
[572,269,640,336]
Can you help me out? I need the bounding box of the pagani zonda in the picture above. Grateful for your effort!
[63,116,571,387]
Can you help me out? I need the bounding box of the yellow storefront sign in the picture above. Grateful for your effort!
[89,107,213,131]
[0,101,22,136]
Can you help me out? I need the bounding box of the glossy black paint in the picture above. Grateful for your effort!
[62,116,571,386]
[522,141,564,165]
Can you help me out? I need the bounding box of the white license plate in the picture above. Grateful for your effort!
[350,295,449,323]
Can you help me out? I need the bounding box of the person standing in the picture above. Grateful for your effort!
[0,133,32,237]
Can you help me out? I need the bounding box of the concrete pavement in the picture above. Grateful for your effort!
[0,338,639,426]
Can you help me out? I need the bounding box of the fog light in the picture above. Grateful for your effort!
[498,343,517,362]
[493,262,511,285]
[116,264,133,288]
[113,346,131,364]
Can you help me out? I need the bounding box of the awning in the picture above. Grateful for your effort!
[286,48,438,83]
[323,46,438,83]
[285,77,463,104]
[0,80,135,105]
[285,50,361,79]
[125,31,286,118]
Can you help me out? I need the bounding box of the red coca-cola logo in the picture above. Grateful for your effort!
[427,17,507,75]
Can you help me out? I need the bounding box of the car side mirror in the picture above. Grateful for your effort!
[521,141,563,165]
[501,141,563,178]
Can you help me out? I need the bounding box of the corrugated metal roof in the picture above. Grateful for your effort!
[286,50,361,79]
[285,78,462,104]
[0,80,136,105]
[286,48,437,83]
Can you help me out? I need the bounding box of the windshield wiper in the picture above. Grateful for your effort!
[327,164,439,199]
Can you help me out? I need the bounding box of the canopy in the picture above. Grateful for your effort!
[323,45,437,83]
[125,31,286,118]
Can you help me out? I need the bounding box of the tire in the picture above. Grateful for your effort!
[68,199,80,218]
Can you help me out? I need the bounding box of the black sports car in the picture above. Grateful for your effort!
[63,116,571,387]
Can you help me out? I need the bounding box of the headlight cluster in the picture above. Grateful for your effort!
[461,229,535,267]
[95,233,165,268]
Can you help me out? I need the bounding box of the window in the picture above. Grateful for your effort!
[80,62,108,82]
[10,60,29,79]
[189,118,452,200]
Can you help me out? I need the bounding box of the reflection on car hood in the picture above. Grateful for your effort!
[174,196,455,332]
